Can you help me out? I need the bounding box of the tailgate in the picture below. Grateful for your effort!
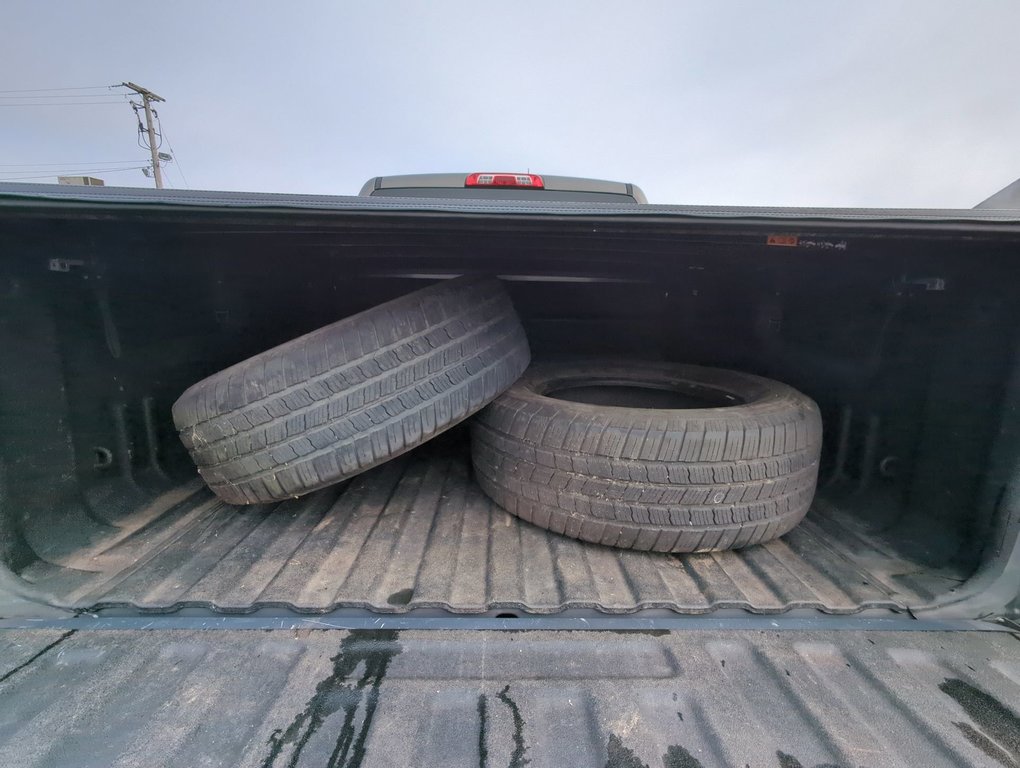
[2,626,1018,767]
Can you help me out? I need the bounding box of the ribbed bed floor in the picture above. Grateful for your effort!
[18,448,960,614]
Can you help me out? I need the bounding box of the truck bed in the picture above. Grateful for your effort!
[4,184,1018,623]
[2,184,1020,768]
[18,442,962,616]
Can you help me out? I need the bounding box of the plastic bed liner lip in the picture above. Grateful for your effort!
[1,627,1018,767]
[16,448,961,617]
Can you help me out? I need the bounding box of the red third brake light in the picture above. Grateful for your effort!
[465,172,545,189]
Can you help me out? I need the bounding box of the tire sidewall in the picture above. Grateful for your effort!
[482,358,819,430]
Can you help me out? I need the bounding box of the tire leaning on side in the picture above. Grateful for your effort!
[173,275,531,504]
[470,359,822,552]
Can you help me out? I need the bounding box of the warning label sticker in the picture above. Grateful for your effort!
[766,234,799,247]
[766,234,848,251]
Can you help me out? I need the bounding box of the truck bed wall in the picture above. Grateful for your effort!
[1,212,1017,612]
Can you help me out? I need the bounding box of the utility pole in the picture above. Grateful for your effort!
[121,82,165,189]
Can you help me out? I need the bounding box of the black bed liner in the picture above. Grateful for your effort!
[1,626,1018,767]
[17,447,962,616]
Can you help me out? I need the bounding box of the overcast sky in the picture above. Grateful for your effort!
[3,2,1019,207]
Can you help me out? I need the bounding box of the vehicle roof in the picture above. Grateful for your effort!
[361,173,645,202]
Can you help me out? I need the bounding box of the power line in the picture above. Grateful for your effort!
[0,166,148,176]
[0,167,147,176]
[0,93,130,100]
[0,85,117,94]
[0,101,129,107]
[151,109,165,150]
[0,166,148,181]
[0,160,143,167]
[159,127,189,188]
[0,165,149,180]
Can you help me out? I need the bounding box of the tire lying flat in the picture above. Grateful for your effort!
[471,360,822,552]
[173,275,530,504]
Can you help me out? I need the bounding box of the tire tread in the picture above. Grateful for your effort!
[173,276,530,504]
[471,360,821,552]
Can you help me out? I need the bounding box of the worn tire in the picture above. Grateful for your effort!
[173,275,531,504]
[471,360,822,552]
